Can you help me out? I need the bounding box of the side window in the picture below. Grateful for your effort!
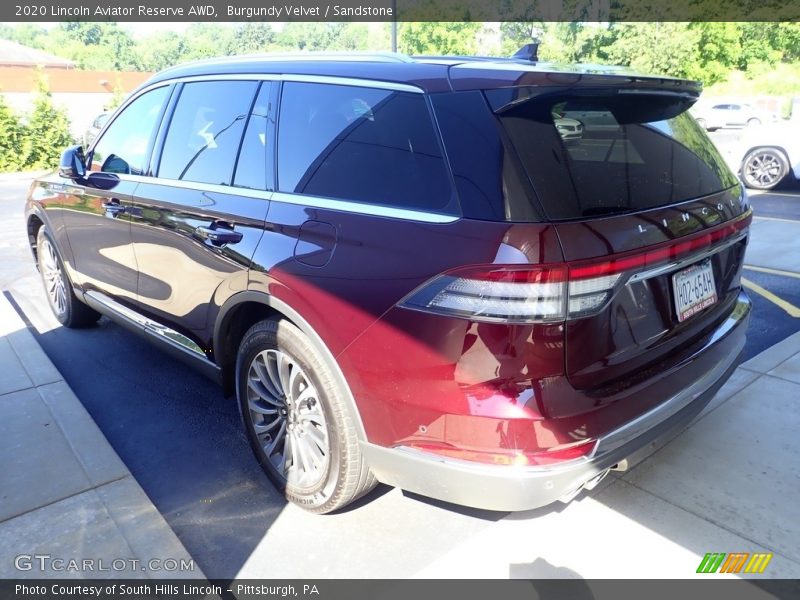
[91,86,170,175]
[158,80,258,186]
[233,82,274,191]
[277,82,455,213]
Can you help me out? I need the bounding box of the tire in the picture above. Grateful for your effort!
[741,148,790,190]
[236,318,376,513]
[747,117,761,127]
[36,227,101,328]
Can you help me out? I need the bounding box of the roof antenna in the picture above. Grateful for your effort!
[513,43,539,62]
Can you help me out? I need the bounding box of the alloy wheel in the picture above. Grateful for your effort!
[743,152,785,188]
[246,349,330,489]
[40,238,67,317]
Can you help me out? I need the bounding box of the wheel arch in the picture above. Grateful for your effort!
[26,208,47,263]
[213,291,367,441]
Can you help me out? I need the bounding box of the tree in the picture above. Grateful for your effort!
[593,23,701,79]
[231,23,276,54]
[686,22,742,85]
[0,95,27,172]
[24,75,73,170]
[399,22,482,55]
[137,31,188,71]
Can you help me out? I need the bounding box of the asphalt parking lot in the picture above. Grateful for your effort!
[1,154,799,578]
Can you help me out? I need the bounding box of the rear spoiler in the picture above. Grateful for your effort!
[486,83,701,122]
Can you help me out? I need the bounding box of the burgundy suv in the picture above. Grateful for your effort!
[26,53,751,513]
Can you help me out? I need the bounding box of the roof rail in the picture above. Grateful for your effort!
[192,51,415,65]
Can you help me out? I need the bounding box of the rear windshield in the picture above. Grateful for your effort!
[486,89,739,221]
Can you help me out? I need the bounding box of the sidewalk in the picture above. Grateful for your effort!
[0,293,203,579]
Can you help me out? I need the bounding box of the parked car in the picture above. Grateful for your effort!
[729,122,800,190]
[82,112,109,148]
[26,53,752,514]
[692,102,776,131]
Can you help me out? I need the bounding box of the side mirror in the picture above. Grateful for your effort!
[59,145,86,180]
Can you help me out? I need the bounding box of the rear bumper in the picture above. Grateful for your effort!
[362,292,750,512]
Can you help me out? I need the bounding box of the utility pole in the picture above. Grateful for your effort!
[391,0,397,52]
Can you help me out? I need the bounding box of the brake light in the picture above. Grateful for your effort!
[400,214,750,323]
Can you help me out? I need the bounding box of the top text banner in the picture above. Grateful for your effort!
[4,0,800,22]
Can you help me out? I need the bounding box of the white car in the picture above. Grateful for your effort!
[728,122,799,190]
[692,102,776,131]
[554,116,584,143]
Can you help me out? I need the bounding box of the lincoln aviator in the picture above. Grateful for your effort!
[25,52,751,513]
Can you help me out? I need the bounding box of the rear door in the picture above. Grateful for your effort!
[488,89,749,399]
[129,79,275,353]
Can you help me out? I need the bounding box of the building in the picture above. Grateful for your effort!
[0,39,151,139]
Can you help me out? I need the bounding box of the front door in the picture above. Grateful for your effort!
[62,84,172,310]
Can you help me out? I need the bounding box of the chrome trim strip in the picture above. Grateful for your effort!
[96,176,456,223]
[269,191,459,224]
[595,330,745,455]
[120,174,273,200]
[85,291,207,358]
[627,232,747,283]
[279,74,422,93]
[142,73,422,94]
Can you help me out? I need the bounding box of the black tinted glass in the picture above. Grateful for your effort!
[91,86,169,175]
[159,81,257,185]
[489,89,739,221]
[277,82,455,213]
[233,83,273,191]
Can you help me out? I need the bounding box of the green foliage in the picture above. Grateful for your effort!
[24,76,74,170]
[136,31,188,72]
[399,22,482,56]
[0,95,27,172]
[2,21,800,93]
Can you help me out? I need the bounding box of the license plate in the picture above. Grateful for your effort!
[672,260,718,322]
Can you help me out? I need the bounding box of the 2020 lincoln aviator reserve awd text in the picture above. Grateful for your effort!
[26,52,751,514]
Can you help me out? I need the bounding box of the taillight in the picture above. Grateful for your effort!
[400,214,750,323]
[400,266,568,323]
[400,264,622,323]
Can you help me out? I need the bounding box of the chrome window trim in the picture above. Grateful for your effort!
[278,74,423,93]
[137,73,423,95]
[270,192,459,224]
[100,175,457,223]
[121,173,273,201]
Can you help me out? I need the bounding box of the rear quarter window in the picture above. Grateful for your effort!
[277,81,457,215]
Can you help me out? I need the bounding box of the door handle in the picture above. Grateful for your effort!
[194,224,243,245]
